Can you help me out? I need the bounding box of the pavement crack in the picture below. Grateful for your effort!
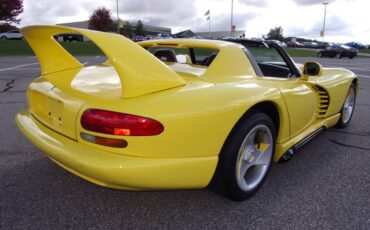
[327,129,370,137]
[2,79,15,92]
[329,138,370,151]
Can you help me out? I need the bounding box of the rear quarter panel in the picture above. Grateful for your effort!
[76,77,289,158]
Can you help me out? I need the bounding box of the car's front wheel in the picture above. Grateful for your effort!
[210,111,276,201]
[336,83,356,128]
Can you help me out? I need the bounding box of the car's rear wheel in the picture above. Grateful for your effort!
[336,83,356,128]
[0,36,6,39]
[210,111,276,201]
[336,53,342,59]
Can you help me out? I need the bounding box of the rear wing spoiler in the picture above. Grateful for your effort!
[21,25,185,98]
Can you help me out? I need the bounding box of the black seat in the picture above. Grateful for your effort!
[201,52,218,66]
[154,49,177,62]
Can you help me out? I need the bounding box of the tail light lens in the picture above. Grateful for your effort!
[81,109,164,136]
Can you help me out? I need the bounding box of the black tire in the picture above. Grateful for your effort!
[349,56,354,59]
[336,83,356,128]
[210,110,276,201]
[0,36,6,39]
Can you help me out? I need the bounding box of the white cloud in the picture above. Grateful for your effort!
[18,0,370,44]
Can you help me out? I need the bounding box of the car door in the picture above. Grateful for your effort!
[271,78,317,137]
[246,44,318,138]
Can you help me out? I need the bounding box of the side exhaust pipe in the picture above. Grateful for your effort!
[279,127,325,163]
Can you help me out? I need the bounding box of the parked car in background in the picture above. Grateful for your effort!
[0,30,23,40]
[269,40,287,47]
[317,44,357,59]
[303,42,320,49]
[286,41,304,48]
[133,35,145,42]
[191,35,204,39]
[345,42,367,49]
[160,34,173,39]
[63,34,83,42]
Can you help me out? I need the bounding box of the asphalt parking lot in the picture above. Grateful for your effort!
[1,56,369,229]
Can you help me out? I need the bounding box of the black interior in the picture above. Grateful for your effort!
[154,48,178,62]
[258,63,292,78]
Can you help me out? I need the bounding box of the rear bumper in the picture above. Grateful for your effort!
[16,110,218,190]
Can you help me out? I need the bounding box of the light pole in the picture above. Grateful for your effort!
[322,2,329,42]
[116,0,120,34]
[231,0,234,36]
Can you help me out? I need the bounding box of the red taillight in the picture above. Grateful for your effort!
[81,109,164,136]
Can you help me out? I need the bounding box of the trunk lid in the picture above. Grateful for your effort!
[28,66,125,140]
[28,78,85,140]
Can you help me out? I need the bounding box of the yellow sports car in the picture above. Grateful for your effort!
[16,26,358,201]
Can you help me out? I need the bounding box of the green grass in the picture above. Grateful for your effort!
[0,39,103,56]
[0,39,34,56]
[0,39,323,58]
[61,41,104,56]
[359,49,370,54]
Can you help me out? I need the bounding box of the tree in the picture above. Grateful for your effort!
[266,26,284,41]
[0,23,18,33]
[88,7,113,32]
[135,20,145,36]
[122,22,133,38]
[0,0,23,24]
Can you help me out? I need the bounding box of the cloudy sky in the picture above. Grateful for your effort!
[19,0,370,43]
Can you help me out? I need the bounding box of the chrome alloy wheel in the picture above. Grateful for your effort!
[235,125,273,192]
[342,86,355,124]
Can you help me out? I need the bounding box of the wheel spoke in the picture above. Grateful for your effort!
[235,124,274,193]
[239,160,252,180]
[246,131,256,146]
[255,144,272,165]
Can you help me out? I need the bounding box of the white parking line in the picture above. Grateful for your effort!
[358,75,370,78]
[0,62,38,72]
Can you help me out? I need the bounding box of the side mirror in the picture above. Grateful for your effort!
[301,62,322,80]
[303,62,322,76]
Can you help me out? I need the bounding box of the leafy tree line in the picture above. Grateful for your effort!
[265,26,323,44]
[88,7,146,38]
[266,26,284,41]
[0,0,23,32]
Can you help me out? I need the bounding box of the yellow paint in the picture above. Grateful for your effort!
[16,111,217,189]
[21,25,185,99]
[16,26,358,190]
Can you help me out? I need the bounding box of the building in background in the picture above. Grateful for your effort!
[173,30,197,38]
[174,29,245,39]
[196,30,245,39]
[56,20,171,40]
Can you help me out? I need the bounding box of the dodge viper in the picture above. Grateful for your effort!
[16,26,358,201]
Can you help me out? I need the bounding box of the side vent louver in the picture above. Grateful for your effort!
[314,86,330,118]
